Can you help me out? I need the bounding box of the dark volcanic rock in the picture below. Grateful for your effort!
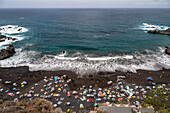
[147,28,170,35]
[0,45,16,60]
[0,33,18,42]
[165,46,170,55]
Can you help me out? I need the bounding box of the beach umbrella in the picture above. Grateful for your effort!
[21,84,24,87]
[87,94,91,97]
[54,76,58,81]
[13,83,17,86]
[83,91,86,94]
[107,90,110,95]
[16,91,21,95]
[67,93,71,97]
[112,95,116,97]
[27,94,32,97]
[72,91,77,94]
[100,93,104,97]
[96,98,101,102]
[93,92,97,95]
[82,85,86,88]
[41,89,44,92]
[89,98,93,102]
[67,109,72,113]
[147,77,153,81]
[107,81,113,85]
[53,104,57,108]
[103,97,107,100]
[65,102,71,106]
[19,95,23,98]
[118,82,122,85]
[126,85,129,89]
[89,89,92,92]
[90,94,94,97]
[111,98,116,102]
[80,96,86,101]
[98,91,102,94]
[35,83,38,86]
[58,88,61,91]
[0,88,3,92]
[118,98,123,101]
[154,94,158,97]
[98,88,102,91]
[75,95,79,98]
[14,98,18,102]
[57,101,62,105]
[80,104,84,109]
[5,81,12,84]
[64,84,68,87]
[89,85,92,89]
[22,81,27,85]
[139,86,142,88]
[94,103,98,107]
[146,86,151,90]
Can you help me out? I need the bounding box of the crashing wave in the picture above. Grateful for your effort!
[0,47,170,76]
[0,36,24,47]
[138,23,169,31]
[0,25,28,47]
[0,25,28,34]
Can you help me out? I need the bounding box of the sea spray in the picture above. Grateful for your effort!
[0,47,170,76]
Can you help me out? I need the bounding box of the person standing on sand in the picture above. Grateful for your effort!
[135,101,140,110]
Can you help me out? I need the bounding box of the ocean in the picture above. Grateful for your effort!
[0,8,170,75]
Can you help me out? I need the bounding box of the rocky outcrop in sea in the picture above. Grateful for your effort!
[0,33,18,42]
[165,46,170,55]
[147,28,170,35]
[0,45,15,60]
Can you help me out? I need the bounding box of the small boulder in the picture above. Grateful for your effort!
[165,46,170,55]
[0,45,16,60]
[147,28,170,35]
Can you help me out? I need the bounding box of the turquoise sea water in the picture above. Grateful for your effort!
[0,9,170,75]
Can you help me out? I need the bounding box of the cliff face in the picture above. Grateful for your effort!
[0,45,16,60]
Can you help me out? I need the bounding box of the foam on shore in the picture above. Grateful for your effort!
[0,47,169,76]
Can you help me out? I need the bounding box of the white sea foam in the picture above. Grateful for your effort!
[0,36,24,47]
[138,23,169,31]
[0,47,169,76]
[0,25,28,47]
[0,25,28,34]
[19,17,25,20]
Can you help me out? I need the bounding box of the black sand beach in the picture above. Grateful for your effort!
[0,66,169,112]
[0,66,169,91]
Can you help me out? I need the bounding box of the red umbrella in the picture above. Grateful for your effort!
[118,98,123,101]
[89,98,93,102]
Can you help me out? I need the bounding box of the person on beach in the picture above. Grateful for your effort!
[135,101,140,110]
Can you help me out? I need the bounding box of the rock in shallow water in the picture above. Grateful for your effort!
[165,47,170,55]
[0,33,18,43]
[147,28,170,35]
[0,45,16,60]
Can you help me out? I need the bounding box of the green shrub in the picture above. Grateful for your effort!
[144,86,170,113]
